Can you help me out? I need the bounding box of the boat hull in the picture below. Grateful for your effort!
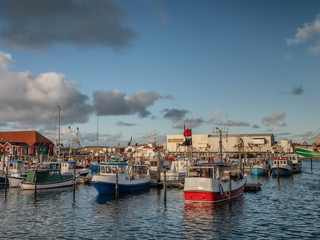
[292,163,302,173]
[21,178,75,190]
[8,176,23,187]
[251,167,267,176]
[92,181,150,195]
[271,167,291,176]
[0,176,6,185]
[295,147,320,158]
[184,177,246,203]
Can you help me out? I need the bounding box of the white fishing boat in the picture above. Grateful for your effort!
[160,156,189,187]
[184,162,246,203]
[91,162,150,195]
[271,158,292,176]
[7,160,29,187]
[284,154,302,173]
[61,160,91,177]
[251,159,269,176]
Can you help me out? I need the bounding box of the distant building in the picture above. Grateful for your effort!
[166,133,276,154]
[0,131,54,155]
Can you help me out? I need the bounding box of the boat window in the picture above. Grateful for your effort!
[112,167,118,174]
[106,167,112,174]
[120,166,126,173]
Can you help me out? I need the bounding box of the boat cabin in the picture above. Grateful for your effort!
[98,163,149,179]
[25,169,70,183]
[273,159,289,166]
[61,161,76,174]
[187,163,242,181]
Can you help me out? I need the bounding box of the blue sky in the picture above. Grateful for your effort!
[0,0,320,147]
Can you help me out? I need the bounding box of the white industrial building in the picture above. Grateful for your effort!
[166,133,277,154]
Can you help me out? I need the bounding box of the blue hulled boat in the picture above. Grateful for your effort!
[91,162,150,195]
[251,159,269,176]
[0,172,6,185]
[271,159,292,176]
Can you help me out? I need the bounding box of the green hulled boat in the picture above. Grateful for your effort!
[295,147,320,158]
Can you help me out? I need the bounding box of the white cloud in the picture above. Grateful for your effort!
[307,44,320,54]
[286,14,320,55]
[0,51,93,128]
[286,14,320,45]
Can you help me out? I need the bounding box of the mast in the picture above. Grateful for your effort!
[214,127,228,163]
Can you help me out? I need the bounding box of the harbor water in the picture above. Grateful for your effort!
[1,159,320,239]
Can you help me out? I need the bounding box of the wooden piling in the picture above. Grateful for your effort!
[228,172,231,205]
[164,169,167,203]
[115,169,119,199]
[73,167,76,201]
[34,167,38,195]
[157,154,161,186]
[277,161,280,182]
[4,165,8,190]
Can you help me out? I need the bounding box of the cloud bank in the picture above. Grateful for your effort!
[0,51,93,127]
[0,0,137,51]
[286,14,320,54]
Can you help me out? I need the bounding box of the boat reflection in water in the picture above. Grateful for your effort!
[183,197,245,239]
[94,189,150,205]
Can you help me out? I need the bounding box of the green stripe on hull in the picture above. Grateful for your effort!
[295,147,320,158]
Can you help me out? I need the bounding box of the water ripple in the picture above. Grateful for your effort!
[1,159,320,239]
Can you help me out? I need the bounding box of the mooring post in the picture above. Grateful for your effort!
[277,161,280,183]
[228,172,232,205]
[4,165,8,191]
[164,169,167,203]
[115,169,119,199]
[73,167,76,201]
[290,160,293,179]
[34,167,38,196]
[157,153,161,188]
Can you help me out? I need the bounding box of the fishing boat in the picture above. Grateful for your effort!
[0,171,6,185]
[251,159,269,176]
[61,160,91,177]
[61,160,92,184]
[91,162,150,195]
[184,163,246,203]
[20,168,76,190]
[271,158,292,176]
[285,154,302,173]
[295,147,320,158]
[160,156,189,187]
[7,160,29,187]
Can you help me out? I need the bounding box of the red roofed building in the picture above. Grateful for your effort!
[0,131,54,156]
